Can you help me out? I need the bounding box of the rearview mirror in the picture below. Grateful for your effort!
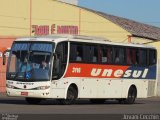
[3,53,6,65]
[3,50,7,65]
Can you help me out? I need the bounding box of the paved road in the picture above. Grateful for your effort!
[0,95,160,114]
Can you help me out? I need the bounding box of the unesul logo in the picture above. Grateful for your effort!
[91,68,148,78]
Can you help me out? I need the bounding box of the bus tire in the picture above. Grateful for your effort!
[124,86,137,104]
[25,98,42,104]
[90,99,106,104]
[58,86,78,105]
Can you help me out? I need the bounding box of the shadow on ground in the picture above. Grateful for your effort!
[0,97,144,105]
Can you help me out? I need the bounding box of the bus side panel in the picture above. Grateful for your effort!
[50,78,149,99]
[78,78,123,99]
[79,78,98,98]
[50,78,81,99]
[50,88,66,99]
[50,80,67,99]
[103,79,122,98]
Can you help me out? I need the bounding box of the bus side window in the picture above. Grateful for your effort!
[135,50,140,65]
[76,46,83,62]
[99,45,112,64]
[83,45,98,63]
[126,48,132,65]
[149,50,156,66]
[92,46,98,63]
[70,43,83,62]
[139,49,147,66]
[113,47,125,64]
[107,47,112,64]
[100,46,108,63]
[131,49,138,65]
[70,44,77,62]
[113,48,120,64]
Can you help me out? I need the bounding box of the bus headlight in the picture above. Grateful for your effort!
[36,86,50,90]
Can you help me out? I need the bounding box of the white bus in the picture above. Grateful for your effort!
[4,35,157,104]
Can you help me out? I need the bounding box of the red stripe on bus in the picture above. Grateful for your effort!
[65,63,129,78]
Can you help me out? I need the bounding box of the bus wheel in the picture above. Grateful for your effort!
[25,98,42,104]
[58,86,78,105]
[124,86,137,104]
[90,99,106,104]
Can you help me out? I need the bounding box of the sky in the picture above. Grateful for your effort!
[78,0,160,28]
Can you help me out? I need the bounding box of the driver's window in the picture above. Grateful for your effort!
[52,42,68,79]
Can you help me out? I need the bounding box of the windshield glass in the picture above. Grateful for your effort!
[7,42,54,82]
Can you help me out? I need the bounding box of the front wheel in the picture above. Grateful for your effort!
[57,86,78,105]
[25,98,42,104]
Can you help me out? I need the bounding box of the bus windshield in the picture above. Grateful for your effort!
[6,42,54,82]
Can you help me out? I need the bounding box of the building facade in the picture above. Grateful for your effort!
[0,0,160,95]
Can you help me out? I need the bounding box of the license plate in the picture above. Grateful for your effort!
[21,92,28,96]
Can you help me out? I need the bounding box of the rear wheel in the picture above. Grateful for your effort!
[57,86,78,105]
[120,86,137,104]
[90,99,106,104]
[25,98,42,104]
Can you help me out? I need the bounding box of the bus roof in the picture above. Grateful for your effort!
[15,34,155,49]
